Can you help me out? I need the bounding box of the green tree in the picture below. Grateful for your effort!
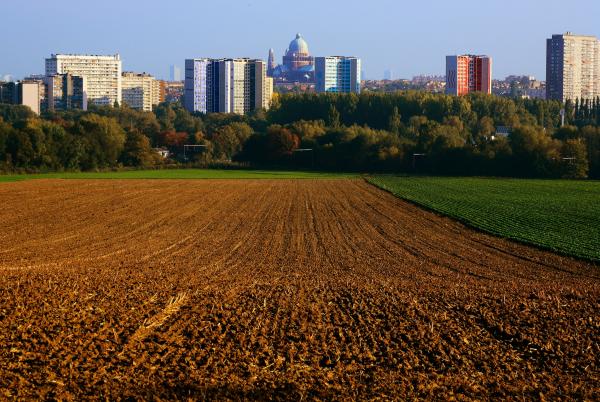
[5,127,34,168]
[264,125,300,160]
[154,103,177,131]
[509,126,561,177]
[289,120,326,140]
[475,116,495,143]
[212,124,245,160]
[0,119,7,164]
[554,125,579,141]
[77,114,126,169]
[559,139,588,179]
[580,126,600,178]
[327,105,341,128]
[228,122,254,143]
[388,107,402,136]
[120,130,159,167]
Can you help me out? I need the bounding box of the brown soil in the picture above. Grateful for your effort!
[0,179,598,400]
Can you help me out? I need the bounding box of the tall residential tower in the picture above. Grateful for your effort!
[314,56,361,93]
[184,58,273,115]
[45,54,122,106]
[546,32,600,102]
[44,73,88,111]
[121,72,160,111]
[445,55,492,96]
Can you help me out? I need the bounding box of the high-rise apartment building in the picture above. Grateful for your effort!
[184,58,273,114]
[314,56,361,93]
[445,55,492,96]
[17,81,42,115]
[184,58,212,113]
[0,81,42,114]
[44,73,87,111]
[0,82,14,104]
[45,54,122,106]
[121,72,160,111]
[546,32,600,102]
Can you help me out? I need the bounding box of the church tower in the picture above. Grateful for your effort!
[267,48,276,77]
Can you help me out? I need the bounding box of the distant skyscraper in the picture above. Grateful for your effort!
[267,48,276,77]
[384,69,393,80]
[45,54,122,106]
[121,72,160,111]
[446,55,492,96]
[170,65,182,82]
[184,58,273,114]
[315,56,361,93]
[546,32,600,102]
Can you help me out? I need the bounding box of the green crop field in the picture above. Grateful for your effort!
[0,169,356,182]
[368,176,600,262]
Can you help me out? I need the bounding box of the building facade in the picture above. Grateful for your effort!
[446,55,492,96]
[0,82,14,104]
[121,72,160,111]
[44,73,87,111]
[184,58,273,114]
[315,56,361,93]
[546,33,600,102]
[0,81,42,114]
[184,58,212,113]
[17,81,42,115]
[45,54,122,106]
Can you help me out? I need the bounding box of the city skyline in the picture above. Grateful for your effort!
[2,0,600,81]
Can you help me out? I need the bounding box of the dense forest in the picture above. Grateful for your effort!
[1,92,600,178]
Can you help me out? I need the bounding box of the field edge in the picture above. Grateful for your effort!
[0,168,358,182]
[365,176,600,264]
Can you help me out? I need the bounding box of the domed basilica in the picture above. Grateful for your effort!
[268,33,315,83]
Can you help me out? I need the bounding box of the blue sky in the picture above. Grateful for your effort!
[1,0,599,80]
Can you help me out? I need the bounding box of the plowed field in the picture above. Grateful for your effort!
[0,179,598,400]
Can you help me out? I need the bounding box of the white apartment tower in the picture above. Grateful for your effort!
[184,58,273,114]
[315,56,361,93]
[184,58,211,113]
[45,54,122,106]
[546,33,600,102]
[121,72,160,111]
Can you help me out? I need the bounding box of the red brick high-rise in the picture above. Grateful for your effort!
[445,55,492,96]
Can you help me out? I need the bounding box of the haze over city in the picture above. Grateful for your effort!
[2,0,599,80]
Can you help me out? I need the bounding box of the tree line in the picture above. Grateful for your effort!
[1,91,599,178]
